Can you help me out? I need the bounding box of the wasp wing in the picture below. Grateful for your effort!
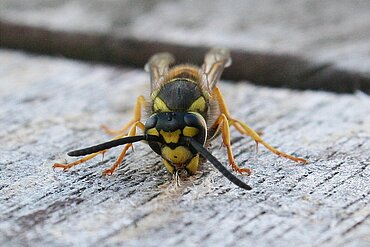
[201,48,232,90]
[145,53,175,91]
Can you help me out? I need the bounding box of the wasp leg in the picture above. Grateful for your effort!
[53,132,128,170]
[233,120,307,163]
[101,95,146,135]
[102,121,145,175]
[213,86,308,164]
[53,151,105,170]
[214,114,252,175]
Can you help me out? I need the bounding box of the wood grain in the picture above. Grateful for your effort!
[1,50,369,247]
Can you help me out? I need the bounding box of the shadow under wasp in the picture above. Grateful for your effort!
[53,48,308,190]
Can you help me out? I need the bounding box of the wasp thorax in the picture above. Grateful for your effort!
[144,112,207,166]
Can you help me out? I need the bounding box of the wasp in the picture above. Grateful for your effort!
[53,48,308,190]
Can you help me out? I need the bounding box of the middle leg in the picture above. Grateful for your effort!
[212,86,308,164]
[101,95,146,135]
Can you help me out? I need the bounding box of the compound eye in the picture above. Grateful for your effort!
[145,114,158,130]
[183,113,207,145]
[145,114,161,155]
[184,113,205,129]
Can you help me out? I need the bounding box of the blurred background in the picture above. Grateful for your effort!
[1,0,370,93]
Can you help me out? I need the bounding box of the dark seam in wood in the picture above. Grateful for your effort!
[1,20,370,94]
[230,210,267,234]
[323,163,369,199]
[342,190,370,210]
[342,211,370,235]
[314,211,370,247]
[307,161,345,195]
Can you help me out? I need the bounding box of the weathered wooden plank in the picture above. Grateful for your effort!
[1,49,369,247]
[1,0,370,93]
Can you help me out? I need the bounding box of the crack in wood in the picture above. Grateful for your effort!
[323,163,369,199]
[342,211,370,236]
[308,161,345,195]
[314,210,370,247]
[1,20,369,94]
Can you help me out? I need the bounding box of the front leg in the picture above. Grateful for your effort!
[53,131,128,171]
[102,121,145,175]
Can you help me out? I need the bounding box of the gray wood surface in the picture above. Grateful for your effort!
[1,49,369,247]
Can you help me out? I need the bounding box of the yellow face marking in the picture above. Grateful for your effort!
[162,146,192,164]
[147,128,159,136]
[160,129,181,144]
[188,96,206,112]
[162,158,175,174]
[186,155,199,174]
[183,126,198,137]
[153,97,171,112]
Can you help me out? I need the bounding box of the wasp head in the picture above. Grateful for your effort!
[144,112,207,166]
